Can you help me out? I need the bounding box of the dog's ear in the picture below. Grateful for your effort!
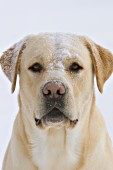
[82,37,113,93]
[0,36,30,93]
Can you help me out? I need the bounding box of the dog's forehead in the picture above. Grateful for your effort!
[22,33,90,65]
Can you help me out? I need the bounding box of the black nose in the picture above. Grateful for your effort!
[42,81,66,98]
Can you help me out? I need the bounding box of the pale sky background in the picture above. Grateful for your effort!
[0,0,113,169]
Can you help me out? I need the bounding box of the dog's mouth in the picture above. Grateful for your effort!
[35,108,78,128]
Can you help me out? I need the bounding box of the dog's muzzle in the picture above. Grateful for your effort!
[35,81,78,128]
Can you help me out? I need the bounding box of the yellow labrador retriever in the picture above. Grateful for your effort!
[1,33,113,170]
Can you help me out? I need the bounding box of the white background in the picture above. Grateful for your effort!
[0,0,113,169]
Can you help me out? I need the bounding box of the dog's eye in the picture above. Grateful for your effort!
[28,63,43,72]
[69,62,83,73]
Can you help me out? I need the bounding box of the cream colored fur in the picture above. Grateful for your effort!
[1,33,113,170]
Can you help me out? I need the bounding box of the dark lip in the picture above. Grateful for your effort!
[35,108,78,126]
[44,106,66,118]
[42,108,66,123]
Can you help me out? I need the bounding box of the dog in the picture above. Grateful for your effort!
[1,33,113,170]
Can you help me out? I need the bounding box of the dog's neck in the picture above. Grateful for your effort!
[17,93,107,170]
[35,128,88,170]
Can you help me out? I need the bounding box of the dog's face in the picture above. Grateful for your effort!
[19,34,93,129]
[1,33,113,129]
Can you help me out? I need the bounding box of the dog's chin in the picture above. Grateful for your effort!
[35,108,78,129]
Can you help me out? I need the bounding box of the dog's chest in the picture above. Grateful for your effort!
[37,147,74,170]
[32,129,79,170]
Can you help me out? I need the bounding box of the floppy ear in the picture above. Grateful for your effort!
[0,37,29,93]
[82,37,113,93]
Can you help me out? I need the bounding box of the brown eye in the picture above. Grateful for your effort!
[69,62,83,73]
[28,63,43,72]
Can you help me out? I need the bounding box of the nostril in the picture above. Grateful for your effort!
[57,90,60,95]
[58,86,66,95]
[47,90,51,95]
[43,87,51,95]
[57,90,63,95]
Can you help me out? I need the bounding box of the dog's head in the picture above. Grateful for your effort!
[1,33,113,129]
